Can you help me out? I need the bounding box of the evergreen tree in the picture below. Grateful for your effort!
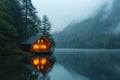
[40,15,56,47]
[41,15,51,34]
[10,0,25,42]
[20,0,41,38]
[0,0,18,51]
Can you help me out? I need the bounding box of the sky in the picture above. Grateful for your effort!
[31,0,111,33]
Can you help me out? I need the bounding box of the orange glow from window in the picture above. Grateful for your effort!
[30,37,52,52]
[31,57,52,72]
[41,39,44,43]
[41,65,43,70]
[33,58,39,65]
[37,66,40,70]
[33,44,39,50]
[32,58,47,66]
[37,40,40,43]
[40,44,47,50]
[41,58,47,65]
[32,44,47,50]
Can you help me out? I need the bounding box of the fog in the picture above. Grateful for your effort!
[49,64,89,80]
[32,0,113,33]
[54,49,120,80]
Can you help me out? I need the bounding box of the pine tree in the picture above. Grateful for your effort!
[20,0,41,38]
[10,0,25,42]
[40,15,51,34]
[0,0,18,52]
[40,15,56,47]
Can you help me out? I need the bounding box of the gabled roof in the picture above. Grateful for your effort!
[22,34,42,45]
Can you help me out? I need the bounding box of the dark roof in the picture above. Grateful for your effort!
[22,34,42,45]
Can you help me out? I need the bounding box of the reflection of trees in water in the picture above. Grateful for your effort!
[38,74,50,80]
[29,72,50,80]
[55,51,120,80]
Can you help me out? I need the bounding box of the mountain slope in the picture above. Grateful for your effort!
[54,0,120,48]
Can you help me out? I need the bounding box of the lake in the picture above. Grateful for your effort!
[1,49,120,80]
[49,49,120,80]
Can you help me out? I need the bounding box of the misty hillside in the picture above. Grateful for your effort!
[54,0,120,49]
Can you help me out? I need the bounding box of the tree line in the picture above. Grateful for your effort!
[0,0,54,54]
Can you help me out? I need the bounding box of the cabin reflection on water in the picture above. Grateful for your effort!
[21,56,56,80]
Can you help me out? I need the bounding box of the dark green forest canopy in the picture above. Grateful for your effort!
[0,0,55,55]
[0,0,36,79]
[0,1,55,79]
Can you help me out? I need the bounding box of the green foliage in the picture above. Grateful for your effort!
[0,0,19,53]
[39,15,56,47]
[0,0,43,54]
[20,0,41,38]
[0,0,55,55]
[45,32,56,47]
[27,15,41,36]
[0,0,55,80]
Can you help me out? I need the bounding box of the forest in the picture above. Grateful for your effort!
[54,0,120,49]
[1,0,120,80]
[0,0,54,80]
[0,0,55,55]
[0,0,36,54]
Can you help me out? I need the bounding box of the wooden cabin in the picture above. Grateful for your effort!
[22,34,53,53]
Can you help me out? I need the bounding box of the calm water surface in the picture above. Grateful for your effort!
[49,49,120,80]
[1,49,120,80]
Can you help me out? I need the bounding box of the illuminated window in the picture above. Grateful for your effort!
[33,44,39,50]
[41,58,47,65]
[41,39,44,43]
[33,58,39,65]
[40,44,47,50]
[37,40,40,43]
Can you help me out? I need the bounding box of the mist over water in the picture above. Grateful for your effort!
[49,49,120,80]
[49,64,89,80]
[1,49,120,80]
